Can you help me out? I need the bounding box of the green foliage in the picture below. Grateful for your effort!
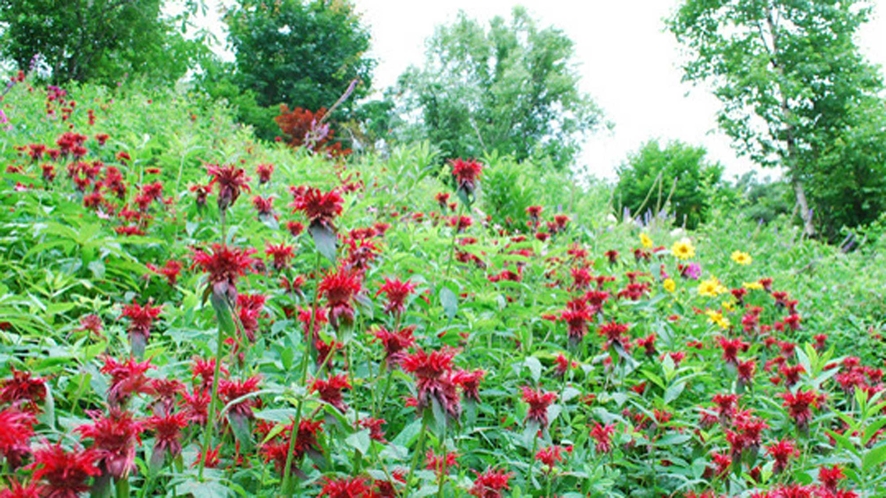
[0,0,206,84]
[730,171,793,225]
[222,0,374,116]
[668,0,886,239]
[392,7,604,169]
[614,139,723,229]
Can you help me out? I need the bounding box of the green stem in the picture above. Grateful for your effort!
[198,319,226,481]
[115,477,130,498]
[281,253,323,496]
[444,204,465,279]
[405,415,429,493]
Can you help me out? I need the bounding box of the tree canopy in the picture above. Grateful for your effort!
[668,0,886,238]
[223,0,374,114]
[0,0,203,84]
[391,7,605,170]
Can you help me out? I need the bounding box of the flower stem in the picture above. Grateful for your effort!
[198,319,226,481]
[405,415,429,493]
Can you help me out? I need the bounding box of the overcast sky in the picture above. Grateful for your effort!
[198,0,886,180]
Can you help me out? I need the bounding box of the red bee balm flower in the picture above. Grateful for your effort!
[318,477,371,498]
[145,411,189,462]
[521,387,557,428]
[400,348,461,419]
[311,374,351,413]
[317,267,362,330]
[468,468,513,498]
[75,407,144,479]
[781,389,824,430]
[206,163,251,211]
[451,158,483,197]
[121,300,162,355]
[376,277,416,316]
[27,443,100,497]
[373,325,416,365]
[0,368,47,411]
[265,242,295,271]
[590,422,616,453]
[191,243,257,300]
[291,187,344,231]
[101,356,155,407]
[0,407,37,469]
[766,438,798,474]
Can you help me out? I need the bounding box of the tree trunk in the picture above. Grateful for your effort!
[791,176,815,237]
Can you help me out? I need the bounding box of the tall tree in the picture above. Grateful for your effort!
[393,7,604,170]
[0,0,203,84]
[223,0,374,115]
[668,0,886,237]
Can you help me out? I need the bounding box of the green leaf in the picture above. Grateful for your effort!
[439,286,458,321]
[863,443,886,472]
[524,356,542,383]
[309,223,337,263]
[345,429,371,455]
[664,382,685,405]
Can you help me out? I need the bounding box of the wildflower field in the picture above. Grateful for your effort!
[2,77,886,498]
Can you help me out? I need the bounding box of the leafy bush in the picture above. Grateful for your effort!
[614,139,723,229]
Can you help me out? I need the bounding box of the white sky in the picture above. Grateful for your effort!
[195,0,886,180]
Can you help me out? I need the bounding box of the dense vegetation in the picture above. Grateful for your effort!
[2,0,886,496]
[1,74,885,497]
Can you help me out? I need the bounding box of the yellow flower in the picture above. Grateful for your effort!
[706,309,730,329]
[640,233,653,249]
[671,238,695,260]
[743,281,764,291]
[731,251,752,265]
[698,276,727,297]
[663,278,676,293]
[721,299,736,312]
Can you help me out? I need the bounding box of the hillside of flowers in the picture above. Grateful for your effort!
[2,76,886,497]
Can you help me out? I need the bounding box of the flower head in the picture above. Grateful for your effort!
[0,407,36,469]
[373,325,416,366]
[401,348,461,419]
[145,411,189,459]
[451,158,483,197]
[121,300,162,347]
[206,163,251,211]
[291,187,344,230]
[101,356,154,407]
[590,422,616,453]
[311,374,351,412]
[468,468,513,498]
[317,477,371,498]
[27,443,100,497]
[671,238,695,260]
[521,387,557,427]
[75,407,143,479]
[731,250,752,265]
[191,243,257,300]
[318,267,363,330]
[376,277,416,316]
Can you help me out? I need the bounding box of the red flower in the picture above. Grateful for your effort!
[0,407,36,469]
[554,353,577,377]
[717,336,749,365]
[400,348,461,419]
[145,411,189,459]
[599,321,630,349]
[252,195,275,217]
[27,443,100,497]
[317,476,371,498]
[291,187,344,230]
[561,299,592,345]
[75,408,144,479]
[766,438,798,474]
[206,163,251,211]
[781,389,823,430]
[521,387,557,427]
[451,158,483,196]
[818,464,845,492]
[468,468,513,498]
[121,300,162,346]
[357,417,387,442]
[311,374,351,413]
[219,376,262,419]
[191,243,257,300]
[535,444,571,468]
[452,369,485,402]
[256,163,274,185]
[101,356,154,407]
[265,242,295,271]
[0,478,41,498]
[192,444,221,469]
[0,368,47,411]
[260,419,324,475]
[711,393,739,423]
[286,220,305,236]
[147,259,183,286]
[590,422,616,453]
[318,267,363,330]
[373,325,416,365]
[376,278,416,316]
[191,357,227,392]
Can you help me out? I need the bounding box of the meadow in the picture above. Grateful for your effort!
[2,75,886,497]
